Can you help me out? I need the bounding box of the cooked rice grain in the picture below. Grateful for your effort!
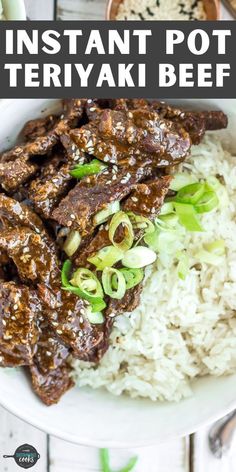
[72,134,236,402]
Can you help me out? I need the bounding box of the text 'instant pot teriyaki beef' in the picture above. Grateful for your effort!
[0,99,227,405]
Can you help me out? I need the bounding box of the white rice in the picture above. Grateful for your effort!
[115,0,206,21]
[72,134,236,402]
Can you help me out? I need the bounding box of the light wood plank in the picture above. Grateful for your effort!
[193,425,236,472]
[0,405,48,472]
[24,0,55,20]
[49,436,189,472]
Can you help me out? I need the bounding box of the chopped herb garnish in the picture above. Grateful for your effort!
[99,448,138,472]
[70,159,106,179]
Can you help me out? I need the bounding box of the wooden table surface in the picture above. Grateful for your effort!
[0,1,235,471]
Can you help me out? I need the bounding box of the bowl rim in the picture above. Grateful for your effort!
[0,384,236,447]
[0,97,235,447]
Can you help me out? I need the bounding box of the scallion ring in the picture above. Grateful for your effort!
[126,212,155,234]
[70,268,104,299]
[173,202,203,232]
[122,246,157,269]
[86,307,105,324]
[102,267,126,299]
[63,230,81,257]
[93,201,120,226]
[61,259,73,287]
[109,211,134,251]
[176,251,189,281]
[175,183,205,205]
[205,239,225,256]
[195,191,219,214]
[119,268,144,289]
[170,173,197,191]
[87,246,124,270]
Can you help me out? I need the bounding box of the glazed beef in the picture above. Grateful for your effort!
[52,160,154,236]
[22,115,58,141]
[30,363,73,406]
[38,285,109,361]
[70,107,191,167]
[0,194,46,235]
[0,156,38,193]
[30,320,73,406]
[0,99,86,193]
[123,176,172,219]
[105,283,143,318]
[111,99,228,144]
[28,163,73,219]
[151,102,228,144]
[0,228,59,286]
[0,282,40,366]
[75,227,110,268]
[60,133,88,163]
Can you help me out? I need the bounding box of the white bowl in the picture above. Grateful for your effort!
[1,0,26,20]
[0,98,236,447]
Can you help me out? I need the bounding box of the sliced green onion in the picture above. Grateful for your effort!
[63,230,81,257]
[99,448,138,472]
[127,212,155,234]
[109,211,134,251]
[170,173,197,191]
[175,183,205,205]
[113,268,144,290]
[156,214,179,230]
[176,252,189,280]
[119,456,139,472]
[205,239,225,256]
[195,249,223,266]
[91,298,107,312]
[61,261,106,312]
[159,202,175,215]
[86,307,104,324]
[71,267,103,298]
[93,201,120,226]
[154,231,183,255]
[195,191,219,214]
[122,246,156,269]
[174,202,203,232]
[88,246,124,270]
[144,228,160,251]
[99,449,111,472]
[70,159,106,179]
[102,267,126,299]
[195,239,225,266]
[61,259,72,286]
[206,177,229,209]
